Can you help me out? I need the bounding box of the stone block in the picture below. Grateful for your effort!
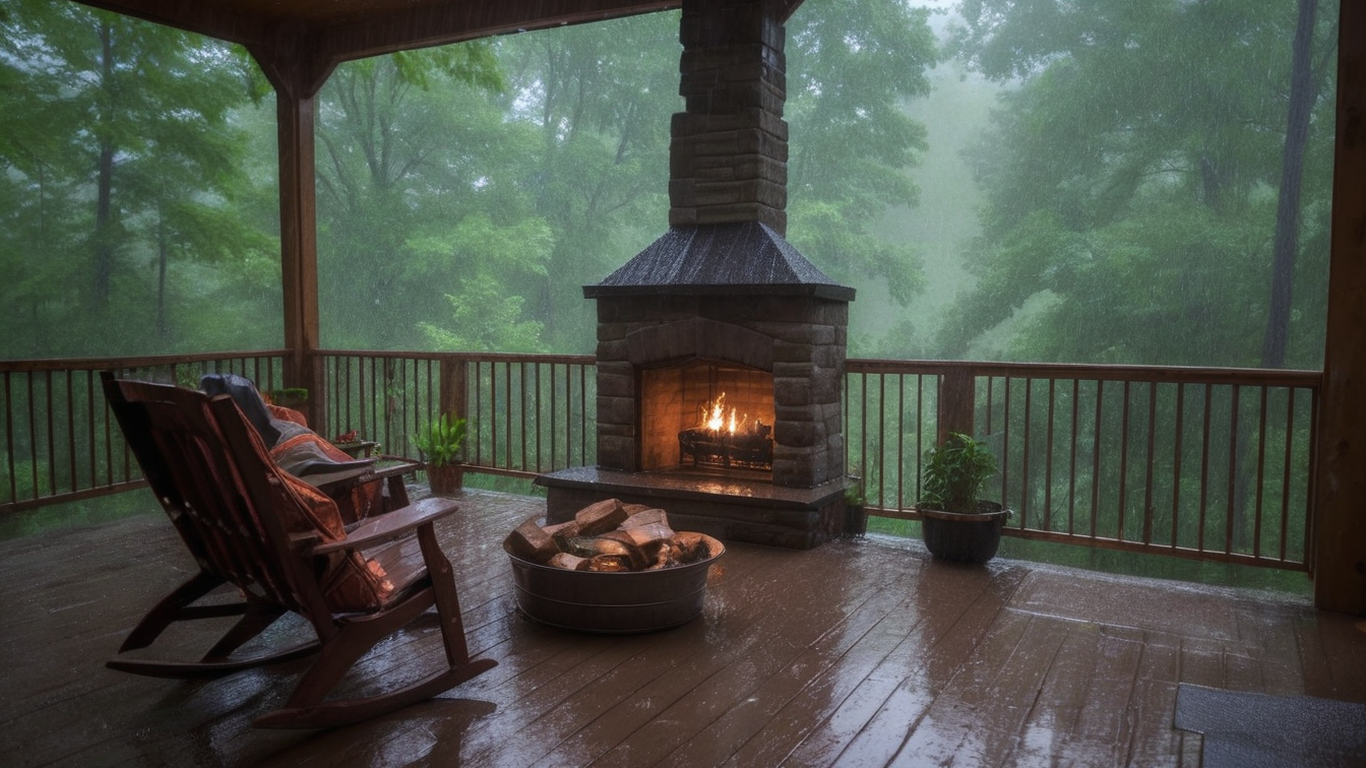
[597,370,634,398]
[773,361,815,381]
[596,435,636,471]
[774,376,811,407]
[775,419,816,448]
[595,338,628,362]
[811,367,840,402]
[597,395,637,426]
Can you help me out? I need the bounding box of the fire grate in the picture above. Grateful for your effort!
[678,423,773,470]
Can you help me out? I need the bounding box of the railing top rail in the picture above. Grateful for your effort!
[2,351,1320,389]
[0,350,290,374]
[314,350,596,365]
[847,358,1322,388]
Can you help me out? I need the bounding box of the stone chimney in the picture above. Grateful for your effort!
[669,0,789,235]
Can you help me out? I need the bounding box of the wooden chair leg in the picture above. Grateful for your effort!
[201,601,291,660]
[418,525,473,666]
[110,579,320,680]
[255,530,497,730]
[117,569,228,652]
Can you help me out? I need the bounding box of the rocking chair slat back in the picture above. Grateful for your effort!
[115,378,315,615]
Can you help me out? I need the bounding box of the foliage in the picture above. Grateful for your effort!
[941,0,1338,368]
[844,475,866,506]
[0,1,278,358]
[785,0,938,307]
[265,388,308,404]
[411,413,467,467]
[920,432,997,514]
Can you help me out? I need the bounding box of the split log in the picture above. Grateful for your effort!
[620,508,670,529]
[620,522,676,554]
[504,517,560,563]
[575,498,627,535]
[547,552,591,571]
[673,531,708,562]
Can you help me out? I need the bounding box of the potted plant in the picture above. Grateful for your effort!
[916,431,1010,563]
[843,475,867,536]
[264,387,310,409]
[412,413,467,495]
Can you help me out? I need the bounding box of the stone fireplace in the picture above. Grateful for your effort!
[535,0,858,548]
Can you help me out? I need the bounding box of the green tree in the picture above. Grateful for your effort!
[494,15,680,353]
[786,0,939,315]
[942,0,1338,367]
[0,1,276,357]
[314,45,556,352]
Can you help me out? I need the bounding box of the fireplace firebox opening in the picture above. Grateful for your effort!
[639,361,775,474]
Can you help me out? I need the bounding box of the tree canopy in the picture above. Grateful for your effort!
[0,0,1338,372]
[941,0,1338,368]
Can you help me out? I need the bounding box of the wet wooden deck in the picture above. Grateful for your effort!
[3,488,1364,767]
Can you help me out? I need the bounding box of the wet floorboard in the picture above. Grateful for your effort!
[2,488,1364,767]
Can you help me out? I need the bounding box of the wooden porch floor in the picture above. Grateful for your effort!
[3,488,1364,767]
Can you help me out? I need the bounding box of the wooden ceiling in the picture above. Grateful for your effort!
[72,0,684,93]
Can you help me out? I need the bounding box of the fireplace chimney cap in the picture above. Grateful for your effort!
[585,222,855,301]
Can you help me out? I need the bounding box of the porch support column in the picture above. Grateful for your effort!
[1314,0,1366,614]
[249,40,336,429]
[276,90,320,400]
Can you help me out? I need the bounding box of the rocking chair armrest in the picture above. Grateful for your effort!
[310,497,460,555]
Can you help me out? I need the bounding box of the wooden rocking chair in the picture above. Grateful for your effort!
[102,375,496,729]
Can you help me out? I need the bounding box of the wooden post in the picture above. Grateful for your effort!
[1313,0,1366,614]
[937,369,975,446]
[440,357,468,424]
[247,38,334,431]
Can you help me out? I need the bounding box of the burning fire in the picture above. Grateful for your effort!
[700,393,750,435]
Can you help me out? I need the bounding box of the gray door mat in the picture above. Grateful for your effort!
[1174,683,1366,768]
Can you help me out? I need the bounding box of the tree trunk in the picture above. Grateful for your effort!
[93,20,116,306]
[1260,0,1319,369]
[156,209,168,339]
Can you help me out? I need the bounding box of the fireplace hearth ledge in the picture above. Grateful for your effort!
[535,466,857,550]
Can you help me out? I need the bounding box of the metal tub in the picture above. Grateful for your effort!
[504,534,725,633]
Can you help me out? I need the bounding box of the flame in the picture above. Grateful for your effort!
[700,393,748,435]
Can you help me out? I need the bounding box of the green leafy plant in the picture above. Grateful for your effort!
[412,414,467,468]
[266,387,309,405]
[920,432,997,514]
[844,475,866,506]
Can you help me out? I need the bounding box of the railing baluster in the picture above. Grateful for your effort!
[1253,386,1269,560]
[1199,383,1213,554]
[1226,385,1241,555]
[1067,379,1078,536]
[1143,381,1157,545]
[1172,383,1185,551]
[1044,378,1055,533]
[1091,380,1104,540]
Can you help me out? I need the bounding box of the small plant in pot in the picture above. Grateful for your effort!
[412,413,467,495]
[917,431,1010,563]
[843,475,868,537]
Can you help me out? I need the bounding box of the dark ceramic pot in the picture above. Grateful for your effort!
[919,500,1010,564]
[504,534,725,633]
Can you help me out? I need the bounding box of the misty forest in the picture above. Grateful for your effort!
[0,0,1340,370]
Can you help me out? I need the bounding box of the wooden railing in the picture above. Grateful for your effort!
[316,351,597,479]
[847,360,1320,571]
[1,353,1320,571]
[0,352,287,512]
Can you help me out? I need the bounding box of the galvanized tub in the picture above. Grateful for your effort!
[504,533,725,633]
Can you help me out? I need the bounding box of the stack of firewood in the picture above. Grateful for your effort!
[504,498,711,572]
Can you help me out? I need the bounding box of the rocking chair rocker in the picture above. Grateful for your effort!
[101,375,495,728]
